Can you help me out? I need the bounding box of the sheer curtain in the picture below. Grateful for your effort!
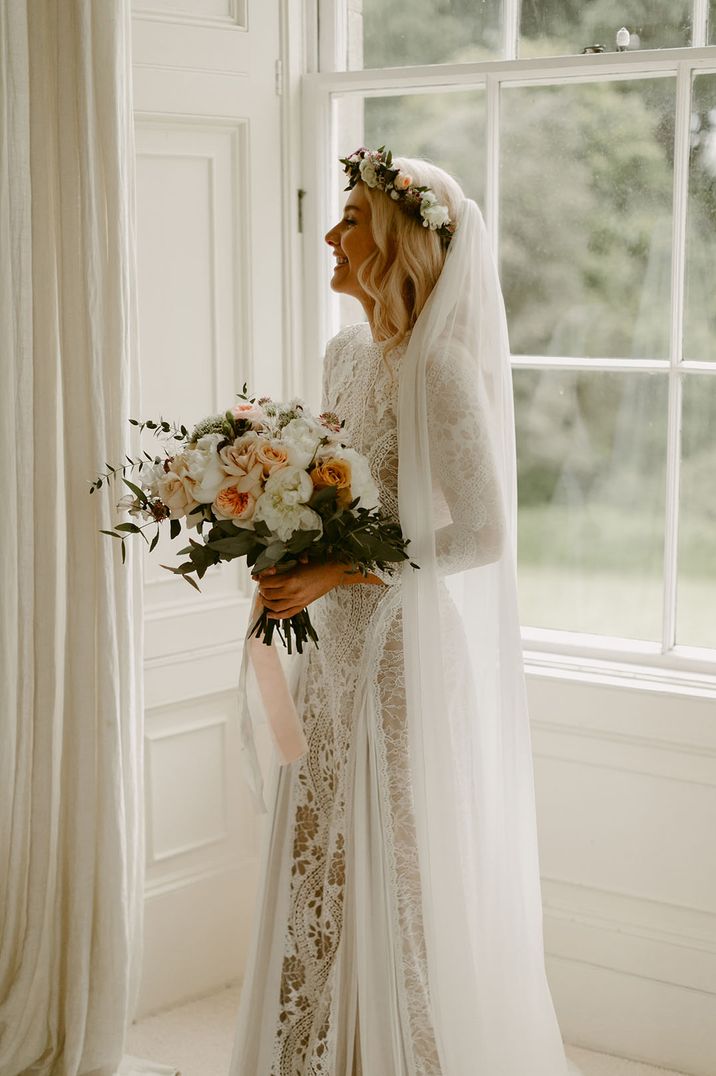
[0,3,146,1073]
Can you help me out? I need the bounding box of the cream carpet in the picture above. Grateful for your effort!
[126,983,690,1076]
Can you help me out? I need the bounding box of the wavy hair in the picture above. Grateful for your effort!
[356,157,465,355]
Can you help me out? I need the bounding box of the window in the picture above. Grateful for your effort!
[308,1,716,672]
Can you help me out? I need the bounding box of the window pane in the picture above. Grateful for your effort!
[363,92,487,206]
[677,375,716,649]
[684,74,716,362]
[501,78,675,359]
[520,1,692,59]
[514,369,667,639]
[352,0,502,70]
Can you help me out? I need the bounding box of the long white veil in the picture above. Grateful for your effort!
[395,196,578,1073]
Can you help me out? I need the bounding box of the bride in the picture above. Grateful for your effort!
[230,148,581,1075]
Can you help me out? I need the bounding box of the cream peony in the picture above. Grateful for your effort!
[281,416,324,469]
[252,465,323,542]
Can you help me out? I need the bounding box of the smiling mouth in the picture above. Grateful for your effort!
[334,256,348,268]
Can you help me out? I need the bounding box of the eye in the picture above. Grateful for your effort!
[343,216,357,227]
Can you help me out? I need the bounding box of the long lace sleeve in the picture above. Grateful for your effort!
[426,346,507,576]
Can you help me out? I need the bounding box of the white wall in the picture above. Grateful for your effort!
[528,671,716,1075]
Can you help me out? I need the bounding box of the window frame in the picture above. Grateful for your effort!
[301,4,716,688]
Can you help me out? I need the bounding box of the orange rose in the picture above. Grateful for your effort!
[310,457,353,508]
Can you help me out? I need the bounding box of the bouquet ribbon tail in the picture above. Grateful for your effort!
[247,632,309,764]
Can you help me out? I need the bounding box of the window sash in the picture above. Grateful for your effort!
[302,16,716,675]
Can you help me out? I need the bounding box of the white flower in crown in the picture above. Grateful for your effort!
[421,198,451,230]
[358,157,379,188]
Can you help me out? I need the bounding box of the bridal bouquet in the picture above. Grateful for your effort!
[91,389,414,652]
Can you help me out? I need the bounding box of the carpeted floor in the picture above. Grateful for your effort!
[126,983,690,1076]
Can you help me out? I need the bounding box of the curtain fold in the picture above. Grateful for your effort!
[0,3,144,1074]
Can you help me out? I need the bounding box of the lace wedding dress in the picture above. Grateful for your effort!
[229,320,579,1076]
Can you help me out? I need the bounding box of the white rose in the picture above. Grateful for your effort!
[281,416,324,469]
[332,446,379,510]
[358,158,379,188]
[252,466,322,542]
[137,460,166,497]
[183,433,226,503]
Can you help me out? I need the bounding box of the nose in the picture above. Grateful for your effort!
[324,223,339,247]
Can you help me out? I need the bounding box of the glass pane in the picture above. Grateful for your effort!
[501,78,675,359]
[520,1,692,59]
[334,92,487,325]
[351,0,502,70]
[677,375,716,649]
[684,74,716,362]
[363,92,487,206]
[711,0,716,44]
[514,369,667,639]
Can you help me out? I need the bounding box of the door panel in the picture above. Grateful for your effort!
[131,0,281,1014]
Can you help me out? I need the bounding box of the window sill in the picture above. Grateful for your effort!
[522,632,716,700]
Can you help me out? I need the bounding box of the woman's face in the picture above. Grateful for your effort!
[324,182,377,308]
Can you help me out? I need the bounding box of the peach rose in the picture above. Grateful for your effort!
[212,482,257,522]
[157,469,198,519]
[310,457,353,508]
[254,438,290,478]
[219,435,264,494]
[394,172,412,190]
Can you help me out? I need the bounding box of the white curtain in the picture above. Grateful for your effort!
[0,3,145,1074]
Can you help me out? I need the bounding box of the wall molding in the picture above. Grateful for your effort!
[132,0,247,31]
[542,877,716,995]
[531,717,716,788]
[144,851,254,899]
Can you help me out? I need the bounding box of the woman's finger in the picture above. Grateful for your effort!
[259,575,296,593]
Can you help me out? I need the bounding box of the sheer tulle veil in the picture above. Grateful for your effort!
[392,192,581,1073]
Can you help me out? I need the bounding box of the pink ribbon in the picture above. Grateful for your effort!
[246,590,308,765]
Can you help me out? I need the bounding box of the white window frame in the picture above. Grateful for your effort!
[301,1,716,694]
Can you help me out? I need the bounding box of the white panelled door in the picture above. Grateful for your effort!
[131,0,283,1015]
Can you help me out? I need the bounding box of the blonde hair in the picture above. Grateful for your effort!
[356,157,465,355]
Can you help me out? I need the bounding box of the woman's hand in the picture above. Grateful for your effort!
[252,557,384,618]
[252,558,346,619]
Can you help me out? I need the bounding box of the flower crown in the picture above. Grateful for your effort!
[339,146,455,248]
